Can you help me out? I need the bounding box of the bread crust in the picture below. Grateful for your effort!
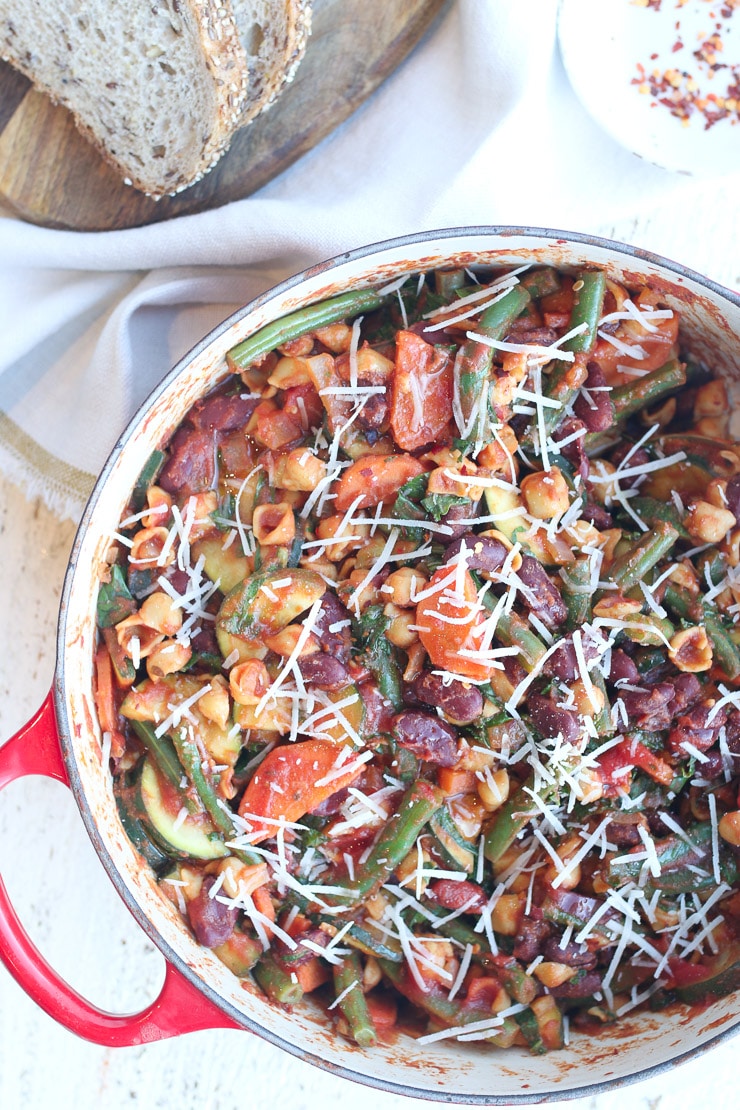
[235,0,312,125]
[0,0,249,196]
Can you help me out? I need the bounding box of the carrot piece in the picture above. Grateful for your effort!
[295,958,331,993]
[389,330,453,451]
[437,768,478,795]
[94,643,126,758]
[252,885,276,928]
[365,991,398,1028]
[334,453,426,512]
[237,739,366,842]
[415,567,494,682]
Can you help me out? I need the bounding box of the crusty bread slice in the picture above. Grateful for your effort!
[0,1,249,196]
[234,0,311,124]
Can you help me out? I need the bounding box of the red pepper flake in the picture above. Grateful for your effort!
[633,0,740,130]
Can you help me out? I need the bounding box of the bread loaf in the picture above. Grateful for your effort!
[234,0,312,124]
[0,1,251,196]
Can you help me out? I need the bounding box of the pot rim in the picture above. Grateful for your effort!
[55,224,740,1104]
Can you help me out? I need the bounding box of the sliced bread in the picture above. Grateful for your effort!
[234,0,312,124]
[0,1,249,195]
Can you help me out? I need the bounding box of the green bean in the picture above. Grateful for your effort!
[474,574,549,670]
[434,268,467,299]
[484,955,538,1004]
[227,288,388,370]
[563,270,607,354]
[332,952,377,1047]
[605,520,679,591]
[610,359,687,423]
[326,781,444,906]
[456,284,531,441]
[129,719,191,799]
[520,266,562,300]
[484,777,559,864]
[253,952,304,1006]
[560,556,594,630]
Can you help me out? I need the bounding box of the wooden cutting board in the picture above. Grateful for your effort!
[0,0,451,231]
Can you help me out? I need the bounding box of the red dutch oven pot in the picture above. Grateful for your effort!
[2,227,740,1102]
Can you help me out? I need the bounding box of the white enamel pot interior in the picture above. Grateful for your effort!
[57,227,740,1103]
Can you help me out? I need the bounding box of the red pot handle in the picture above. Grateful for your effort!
[0,691,241,1045]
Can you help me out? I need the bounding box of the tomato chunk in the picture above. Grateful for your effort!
[598,736,674,793]
[238,739,365,841]
[389,330,453,451]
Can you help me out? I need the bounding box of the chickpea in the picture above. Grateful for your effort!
[315,514,370,562]
[313,322,353,353]
[363,956,383,991]
[383,566,428,607]
[668,626,713,673]
[722,528,740,569]
[229,659,271,705]
[278,333,314,358]
[383,603,419,649]
[476,424,519,477]
[263,626,321,658]
[573,766,604,806]
[520,466,570,520]
[447,793,487,839]
[564,519,602,549]
[571,679,605,717]
[477,767,510,811]
[685,500,736,544]
[216,858,269,899]
[706,478,730,510]
[719,811,740,848]
[589,459,619,505]
[490,893,525,936]
[668,560,700,595]
[534,962,577,989]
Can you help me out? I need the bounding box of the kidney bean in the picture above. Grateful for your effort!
[545,637,579,682]
[607,814,646,847]
[528,694,581,743]
[609,443,650,489]
[391,710,459,767]
[440,501,483,539]
[573,361,614,433]
[413,671,484,725]
[698,750,725,779]
[581,501,613,529]
[308,785,351,817]
[274,925,329,968]
[359,680,397,736]
[160,427,217,495]
[667,700,728,756]
[618,682,675,732]
[356,393,388,431]
[504,325,559,348]
[186,876,238,948]
[512,916,553,964]
[667,673,703,717]
[556,417,589,480]
[726,475,740,519]
[542,936,597,970]
[297,653,352,690]
[550,971,603,999]
[609,649,641,686]
[314,592,352,663]
[517,555,567,628]
[444,532,508,574]
[191,392,258,433]
[428,879,487,913]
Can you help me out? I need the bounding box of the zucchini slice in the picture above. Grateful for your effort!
[138,758,228,861]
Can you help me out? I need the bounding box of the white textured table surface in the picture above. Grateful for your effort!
[1,195,739,1110]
